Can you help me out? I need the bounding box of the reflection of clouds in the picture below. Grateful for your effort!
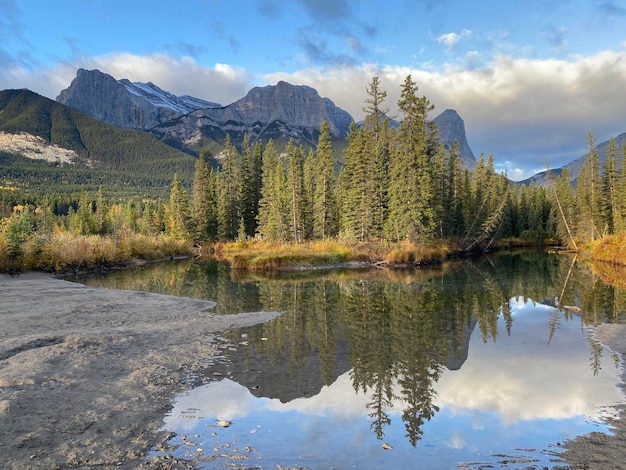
[435,298,624,425]
[163,297,624,435]
[162,379,259,430]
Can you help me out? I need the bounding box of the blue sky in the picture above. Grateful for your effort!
[2,0,626,180]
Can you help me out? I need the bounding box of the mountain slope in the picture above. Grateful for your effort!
[56,68,220,131]
[151,80,353,154]
[432,109,476,170]
[0,89,196,197]
[521,132,626,186]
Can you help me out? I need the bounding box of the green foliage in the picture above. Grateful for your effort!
[0,89,195,200]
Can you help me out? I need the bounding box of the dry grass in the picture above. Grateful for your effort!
[204,239,454,271]
[587,233,626,266]
[0,229,192,273]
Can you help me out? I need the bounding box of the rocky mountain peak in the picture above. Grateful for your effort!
[433,109,476,170]
[208,81,353,137]
[56,69,220,130]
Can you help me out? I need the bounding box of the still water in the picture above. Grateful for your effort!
[77,251,626,469]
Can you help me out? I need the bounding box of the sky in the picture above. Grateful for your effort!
[1,0,626,180]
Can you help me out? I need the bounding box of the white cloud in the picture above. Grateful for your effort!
[3,49,626,180]
[268,50,626,180]
[0,53,252,106]
[436,29,472,50]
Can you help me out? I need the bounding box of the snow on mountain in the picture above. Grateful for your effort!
[121,80,220,115]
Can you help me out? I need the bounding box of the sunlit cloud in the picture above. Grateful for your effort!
[437,29,472,50]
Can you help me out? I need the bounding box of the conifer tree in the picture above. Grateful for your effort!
[575,132,602,240]
[191,151,218,241]
[313,120,338,239]
[303,148,316,240]
[256,139,289,242]
[166,173,190,239]
[240,134,262,238]
[217,135,241,240]
[548,167,577,248]
[385,75,436,242]
[602,137,623,233]
[285,139,307,243]
[339,123,375,241]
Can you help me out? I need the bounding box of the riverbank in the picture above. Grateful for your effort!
[0,272,279,469]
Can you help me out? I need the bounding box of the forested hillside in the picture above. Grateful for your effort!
[0,89,196,202]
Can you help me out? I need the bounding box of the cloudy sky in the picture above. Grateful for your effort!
[1,0,626,180]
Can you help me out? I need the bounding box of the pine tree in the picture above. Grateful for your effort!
[165,173,190,239]
[313,120,338,239]
[385,75,436,242]
[217,135,241,240]
[575,132,602,241]
[548,167,577,248]
[602,137,622,233]
[339,123,375,241]
[256,139,289,242]
[286,139,307,243]
[191,151,218,241]
[240,134,262,238]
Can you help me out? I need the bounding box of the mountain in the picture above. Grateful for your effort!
[56,69,476,164]
[432,109,476,170]
[150,80,354,154]
[56,68,220,131]
[521,132,626,186]
[0,88,195,198]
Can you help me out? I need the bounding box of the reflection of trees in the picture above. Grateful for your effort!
[235,251,618,446]
[86,253,626,445]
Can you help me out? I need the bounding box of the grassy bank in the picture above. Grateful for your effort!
[587,234,626,266]
[204,239,453,271]
[0,229,192,273]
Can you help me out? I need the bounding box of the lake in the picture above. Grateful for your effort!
[76,251,626,469]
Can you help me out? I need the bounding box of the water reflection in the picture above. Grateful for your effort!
[160,301,621,468]
[76,252,626,468]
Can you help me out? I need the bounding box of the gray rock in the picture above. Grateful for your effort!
[433,109,476,170]
[56,69,220,130]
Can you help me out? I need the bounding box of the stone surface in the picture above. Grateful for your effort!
[433,108,477,170]
[56,68,219,130]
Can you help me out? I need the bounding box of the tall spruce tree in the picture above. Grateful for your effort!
[166,173,190,239]
[602,137,623,233]
[285,139,307,243]
[191,151,218,241]
[240,134,262,238]
[575,132,602,241]
[217,135,241,240]
[313,120,338,239]
[385,75,436,242]
[256,139,289,242]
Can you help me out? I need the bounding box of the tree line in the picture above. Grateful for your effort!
[177,75,553,248]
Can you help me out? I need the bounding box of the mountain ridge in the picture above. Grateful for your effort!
[0,88,196,198]
[56,68,220,131]
[520,132,626,186]
[56,69,478,167]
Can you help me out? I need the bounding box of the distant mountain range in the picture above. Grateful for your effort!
[56,68,220,131]
[54,69,477,169]
[521,132,626,185]
[18,67,626,196]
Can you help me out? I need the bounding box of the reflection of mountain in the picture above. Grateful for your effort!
[221,330,353,402]
[214,314,476,404]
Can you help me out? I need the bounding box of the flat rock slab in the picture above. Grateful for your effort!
[0,272,279,469]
